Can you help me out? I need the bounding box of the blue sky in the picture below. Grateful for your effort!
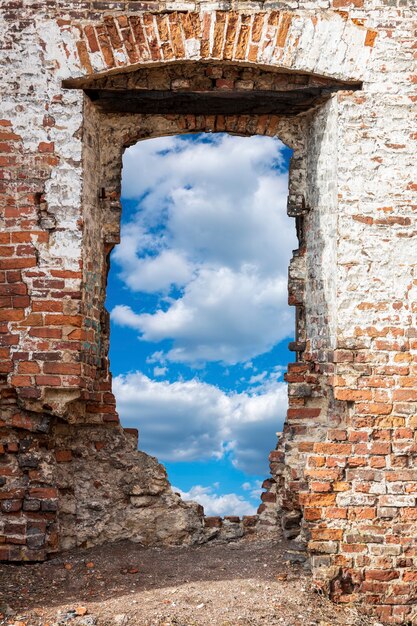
[106,133,296,516]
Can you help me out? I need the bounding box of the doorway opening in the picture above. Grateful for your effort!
[106,132,296,520]
[73,61,344,550]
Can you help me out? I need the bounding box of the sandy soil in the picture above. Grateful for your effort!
[0,539,380,626]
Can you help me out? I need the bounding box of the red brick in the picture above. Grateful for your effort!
[314,443,352,455]
[365,570,400,581]
[0,334,18,346]
[44,314,82,327]
[304,507,322,521]
[76,40,93,74]
[43,363,81,375]
[11,231,40,243]
[11,413,35,429]
[287,408,321,419]
[393,389,417,401]
[276,13,292,47]
[0,546,10,560]
[103,414,119,423]
[0,257,37,270]
[0,246,14,257]
[300,493,336,507]
[38,142,54,153]
[6,270,22,283]
[311,482,332,492]
[365,30,377,47]
[333,350,353,363]
[261,491,276,503]
[17,361,40,374]
[51,269,82,279]
[0,487,25,502]
[35,375,62,386]
[17,313,43,327]
[55,450,72,463]
[327,507,348,519]
[84,25,100,53]
[0,309,24,322]
[356,403,393,415]
[28,487,58,499]
[0,359,12,373]
[204,516,222,528]
[32,301,63,312]
[311,528,344,541]
[12,295,30,307]
[16,387,41,399]
[28,327,62,338]
[334,388,372,401]
[10,375,31,386]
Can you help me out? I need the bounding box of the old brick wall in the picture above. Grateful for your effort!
[1,1,416,623]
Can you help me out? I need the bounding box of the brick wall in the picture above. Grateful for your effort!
[1,1,416,623]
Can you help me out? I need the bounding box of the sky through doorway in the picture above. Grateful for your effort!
[106,133,296,515]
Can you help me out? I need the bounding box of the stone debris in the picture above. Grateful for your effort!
[52,611,97,626]
[0,540,380,626]
[75,607,88,617]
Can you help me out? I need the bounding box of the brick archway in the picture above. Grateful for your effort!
[56,10,376,85]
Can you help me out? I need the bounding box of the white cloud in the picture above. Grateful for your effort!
[225,379,288,474]
[114,372,225,461]
[114,246,192,293]
[111,133,296,366]
[111,134,293,492]
[146,351,166,365]
[153,366,167,377]
[249,371,268,385]
[112,265,293,365]
[121,134,286,210]
[242,480,263,501]
[173,485,256,517]
[112,304,143,329]
[113,371,287,475]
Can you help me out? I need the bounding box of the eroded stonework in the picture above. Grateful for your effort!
[1,2,416,624]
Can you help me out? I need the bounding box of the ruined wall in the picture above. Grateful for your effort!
[1,1,416,624]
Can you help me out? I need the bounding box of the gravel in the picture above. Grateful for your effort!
[0,539,380,626]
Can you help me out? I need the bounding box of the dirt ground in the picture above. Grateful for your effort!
[0,539,380,626]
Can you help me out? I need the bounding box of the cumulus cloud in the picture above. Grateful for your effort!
[242,480,263,501]
[173,485,257,517]
[110,134,293,495]
[114,246,192,293]
[225,379,288,474]
[249,371,268,385]
[111,133,296,366]
[112,266,292,364]
[113,371,287,475]
[121,134,286,210]
[153,366,167,377]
